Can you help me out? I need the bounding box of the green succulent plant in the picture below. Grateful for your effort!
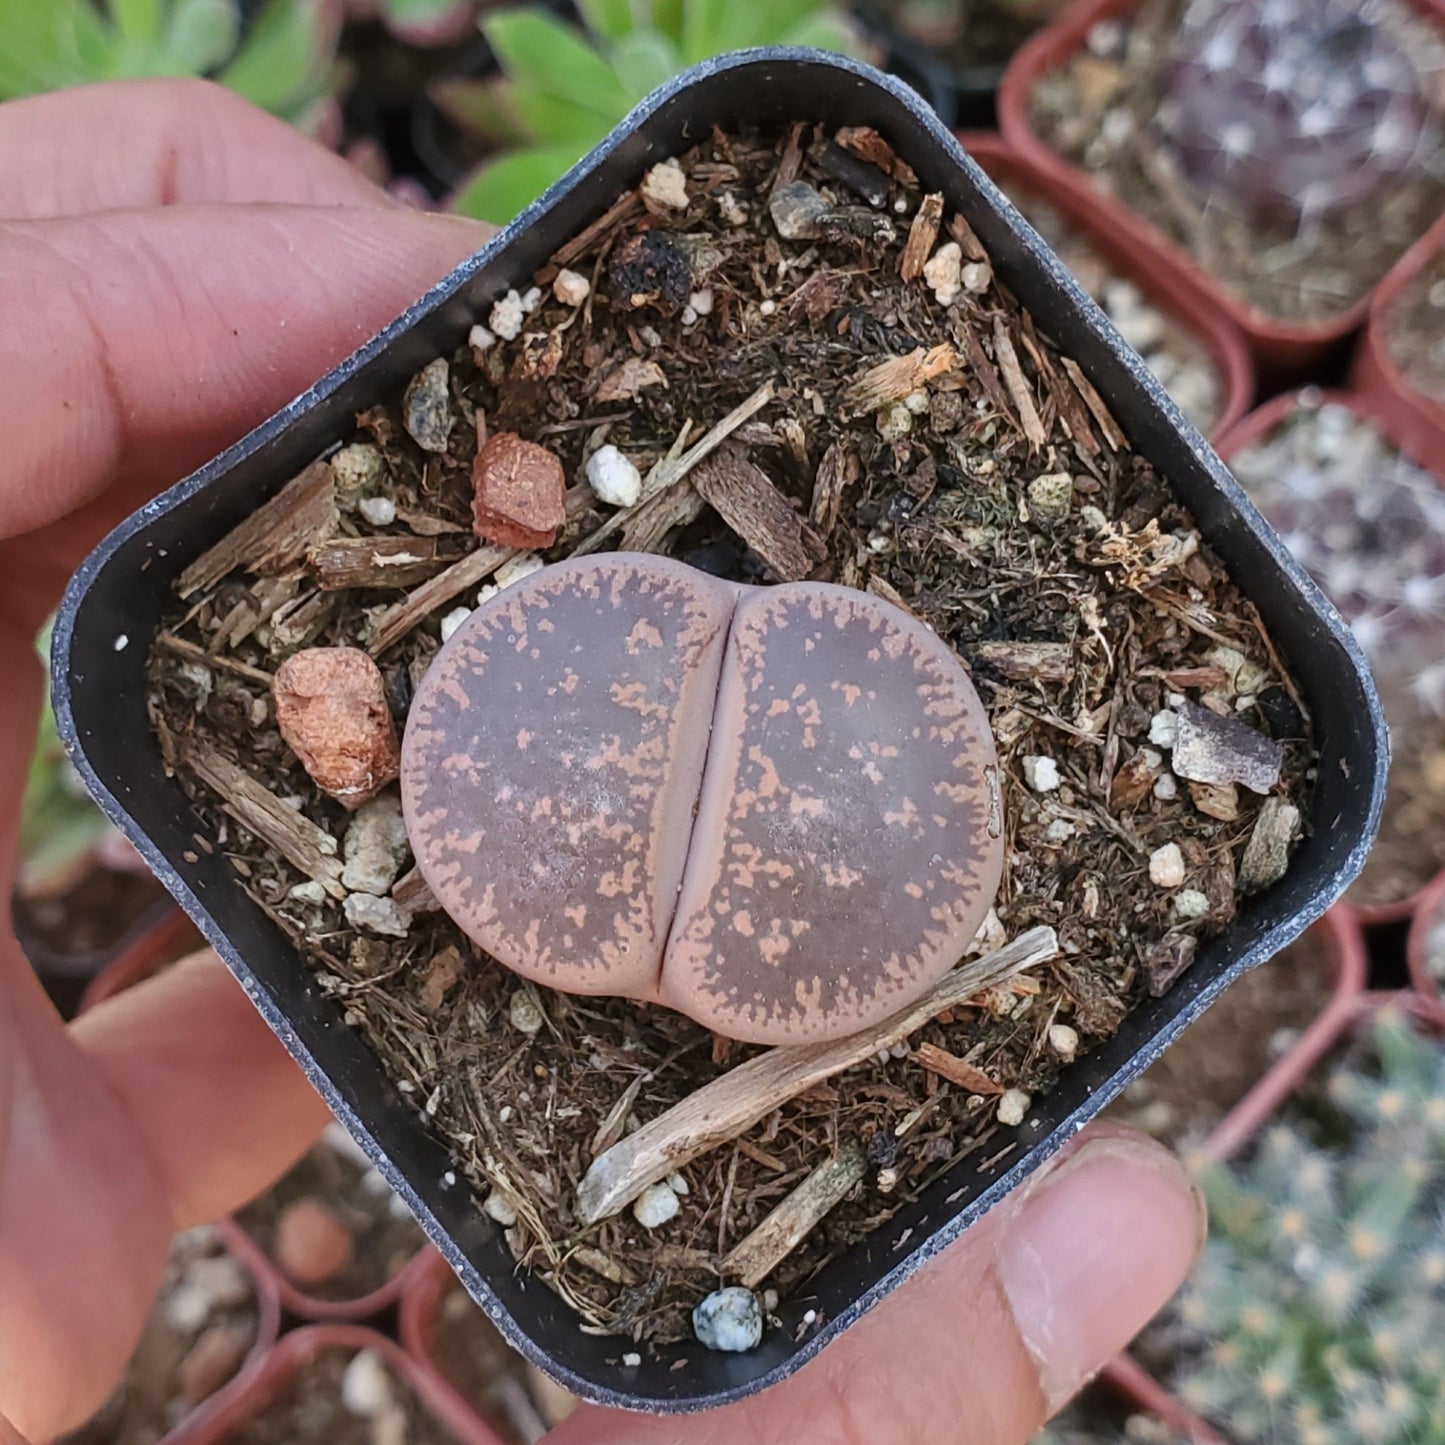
[0,0,340,127]
[1161,1010,1445,1444]
[369,0,476,46]
[445,0,866,225]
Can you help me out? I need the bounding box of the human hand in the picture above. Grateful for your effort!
[0,81,1205,1444]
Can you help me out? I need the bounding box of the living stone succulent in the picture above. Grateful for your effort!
[1160,0,1439,225]
[1155,1011,1445,1443]
[401,554,1004,1046]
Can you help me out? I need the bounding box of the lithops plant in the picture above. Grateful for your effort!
[401,553,1004,1046]
[1160,0,1439,225]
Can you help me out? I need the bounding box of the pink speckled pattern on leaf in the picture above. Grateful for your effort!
[401,554,1003,1045]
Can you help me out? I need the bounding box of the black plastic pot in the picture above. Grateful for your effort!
[53,49,1386,1414]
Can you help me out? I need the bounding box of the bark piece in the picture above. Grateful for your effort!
[471,432,566,550]
[367,545,516,657]
[177,461,337,598]
[1060,358,1127,450]
[899,192,944,282]
[575,926,1058,1222]
[592,357,668,403]
[1171,700,1284,796]
[273,647,400,810]
[392,865,440,914]
[692,451,823,582]
[845,345,958,412]
[974,640,1074,683]
[834,126,917,185]
[992,317,1048,450]
[307,536,448,590]
[1109,752,1158,812]
[1188,780,1239,821]
[720,1140,867,1288]
[913,1042,1004,1095]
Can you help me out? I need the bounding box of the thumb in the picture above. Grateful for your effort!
[550,1126,1205,1445]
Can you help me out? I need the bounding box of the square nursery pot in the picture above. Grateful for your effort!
[53,50,1387,1413]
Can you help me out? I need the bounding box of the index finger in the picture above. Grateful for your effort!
[0,79,388,220]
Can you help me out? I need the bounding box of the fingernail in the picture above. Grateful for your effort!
[995,1134,1206,1412]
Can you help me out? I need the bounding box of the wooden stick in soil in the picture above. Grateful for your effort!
[991,317,1047,451]
[576,925,1059,1223]
[720,1139,867,1289]
[182,744,346,897]
[176,459,336,598]
[572,380,777,558]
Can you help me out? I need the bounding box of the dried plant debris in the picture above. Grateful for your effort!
[1003,193,1222,432]
[147,123,1314,1351]
[1228,394,1444,906]
[1028,0,1445,322]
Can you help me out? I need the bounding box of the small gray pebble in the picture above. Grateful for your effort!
[693,1287,763,1352]
[402,358,454,454]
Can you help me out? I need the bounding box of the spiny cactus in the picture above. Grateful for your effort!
[1159,1010,1445,1444]
[1228,396,1445,722]
[1159,0,1439,226]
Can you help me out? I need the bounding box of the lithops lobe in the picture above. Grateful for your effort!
[402,554,1003,1045]
[402,555,734,998]
[662,584,1003,1042]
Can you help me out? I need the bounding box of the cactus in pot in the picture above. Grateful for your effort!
[1159,0,1439,227]
[1149,1011,1445,1443]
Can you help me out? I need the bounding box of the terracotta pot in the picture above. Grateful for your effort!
[1215,389,1445,923]
[958,131,1254,440]
[1407,869,1445,1009]
[1203,905,1368,1161]
[1106,981,1445,1440]
[162,1324,507,1445]
[401,1248,560,1442]
[146,1246,285,1444]
[76,910,427,1322]
[1352,212,1445,472]
[219,1203,431,1327]
[998,0,1445,382]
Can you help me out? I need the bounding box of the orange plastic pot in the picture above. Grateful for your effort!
[161,1324,507,1444]
[998,0,1445,383]
[958,131,1254,440]
[216,1213,431,1326]
[1352,212,1445,472]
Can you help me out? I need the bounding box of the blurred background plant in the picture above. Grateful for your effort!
[0,0,342,128]
[441,0,868,223]
[1142,1010,1445,1444]
[1160,0,1439,229]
